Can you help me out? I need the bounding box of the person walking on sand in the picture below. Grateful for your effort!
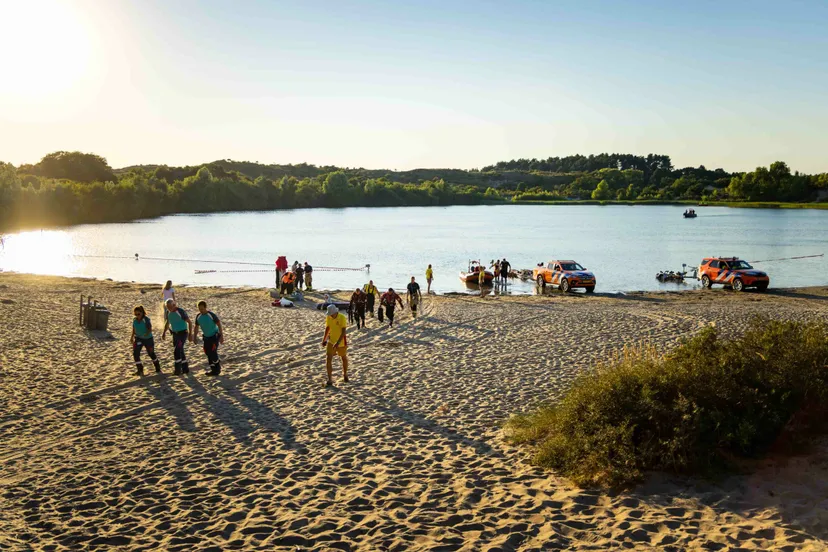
[406,276,422,318]
[194,300,224,376]
[322,305,349,387]
[425,264,434,294]
[162,299,193,375]
[131,305,161,376]
[349,287,367,329]
[380,288,404,327]
[162,280,177,320]
[304,262,313,291]
[363,280,379,317]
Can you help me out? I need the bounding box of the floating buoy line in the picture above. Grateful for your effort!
[68,254,370,274]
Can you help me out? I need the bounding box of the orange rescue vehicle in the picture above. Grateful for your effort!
[698,256,769,292]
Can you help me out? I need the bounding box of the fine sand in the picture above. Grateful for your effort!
[1,273,828,551]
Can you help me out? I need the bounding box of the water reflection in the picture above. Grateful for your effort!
[0,230,76,275]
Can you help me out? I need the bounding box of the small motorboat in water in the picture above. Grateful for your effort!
[459,260,494,285]
[683,209,698,218]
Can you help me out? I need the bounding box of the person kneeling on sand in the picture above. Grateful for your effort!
[162,299,193,375]
[131,305,161,376]
[322,305,349,387]
[194,300,225,376]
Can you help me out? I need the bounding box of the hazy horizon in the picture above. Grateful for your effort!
[2,0,827,173]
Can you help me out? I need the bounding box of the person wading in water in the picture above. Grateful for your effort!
[322,305,349,387]
[478,264,487,293]
[162,299,193,375]
[500,258,511,287]
[363,280,379,317]
[131,305,161,376]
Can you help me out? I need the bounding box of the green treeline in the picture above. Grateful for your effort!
[1,151,827,231]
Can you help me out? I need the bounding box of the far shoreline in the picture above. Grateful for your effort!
[2,200,828,235]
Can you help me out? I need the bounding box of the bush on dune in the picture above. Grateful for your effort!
[505,320,828,487]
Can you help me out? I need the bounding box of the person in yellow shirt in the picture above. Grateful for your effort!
[425,264,434,294]
[322,305,349,387]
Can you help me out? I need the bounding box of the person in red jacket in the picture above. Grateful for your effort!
[275,255,288,286]
[379,288,404,327]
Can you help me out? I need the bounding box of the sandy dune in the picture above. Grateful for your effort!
[1,273,828,550]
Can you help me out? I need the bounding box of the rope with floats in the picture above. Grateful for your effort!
[72,254,273,267]
[69,253,370,273]
[194,265,370,274]
[749,254,823,263]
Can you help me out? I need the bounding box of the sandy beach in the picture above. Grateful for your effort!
[2,272,828,551]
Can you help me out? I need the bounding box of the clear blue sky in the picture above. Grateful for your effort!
[2,0,827,172]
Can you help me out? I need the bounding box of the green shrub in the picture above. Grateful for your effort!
[505,320,828,487]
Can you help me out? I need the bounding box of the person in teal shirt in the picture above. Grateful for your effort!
[194,300,225,376]
[131,305,161,376]
[162,299,193,375]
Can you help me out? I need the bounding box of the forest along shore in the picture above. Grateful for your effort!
[2,272,828,550]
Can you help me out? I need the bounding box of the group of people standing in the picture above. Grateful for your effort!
[492,258,512,284]
[131,280,225,377]
[278,258,314,295]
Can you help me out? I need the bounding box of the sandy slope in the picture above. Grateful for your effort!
[1,273,828,551]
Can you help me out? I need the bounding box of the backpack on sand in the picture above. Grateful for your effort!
[377,306,384,323]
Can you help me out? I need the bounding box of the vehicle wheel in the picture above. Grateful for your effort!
[585,286,595,293]
[560,279,570,293]
[757,283,768,292]
[536,275,545,287]
[701,275,712,288]
[732,278,744,292]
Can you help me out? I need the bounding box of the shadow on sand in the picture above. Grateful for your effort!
[767,288,828,302]
[181,376,300,450]
[140,377,197,432]
[338,386,499,458]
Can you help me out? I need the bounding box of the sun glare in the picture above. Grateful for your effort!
[0,0,96,100]
[0,230,76,276]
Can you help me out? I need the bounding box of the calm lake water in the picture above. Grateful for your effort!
[1,205,826,294]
